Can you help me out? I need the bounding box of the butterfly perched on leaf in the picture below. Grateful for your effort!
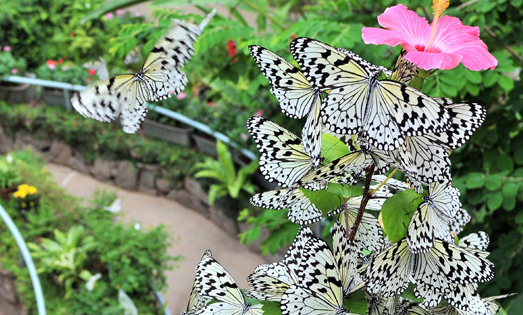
[195,250,264,315]
[290,37,451,151]
[249,45,324,168]
[71,7,218,133]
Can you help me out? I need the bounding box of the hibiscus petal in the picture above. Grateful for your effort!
[431,16,482,52]
[362,28,414,49]
[453,45,498,70]
[376,4,431,48]
[405,50,462,70]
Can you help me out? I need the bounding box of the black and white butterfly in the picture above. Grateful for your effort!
[397,98,486,184]
[246,227,314,302]
[195,250,264,315]
[249,45,324,168]
[280,228,361,315]
[289,37,451,151]
[182,282,211,315]
[364,238,494,307]
[407,182,462,253]
[246,116,314,188]
[72,7,218,133]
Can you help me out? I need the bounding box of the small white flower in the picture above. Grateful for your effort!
[6,154,13,164]
[103,198,121,213]
[134,223,141,230]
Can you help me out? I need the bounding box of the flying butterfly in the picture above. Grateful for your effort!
[195,250,264,315]
[290,37,451,151]
[364,238,494,307]
[249,45,324,167]
[71,7,218,133]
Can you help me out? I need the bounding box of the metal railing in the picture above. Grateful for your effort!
[2,75,257,161]
[0,203,46,315]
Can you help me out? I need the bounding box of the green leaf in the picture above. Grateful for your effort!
[326,183,363,198]
[498,75,514,91]
[502,182,519,198]
[301,189,345,215]
[466,172,485,189]
[208,184,226,205]
[502,196,516,211]
[343,290,367,314]
[485,174,502,191]
[216,141,236,182]
[496,153,514,173]
[381,189,423,243]
[464,70,482,84]
[261,300,282,315]
[487,191,503,211]
[321,133,350,162]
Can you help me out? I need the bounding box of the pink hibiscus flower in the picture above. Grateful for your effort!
[361,2,497,71]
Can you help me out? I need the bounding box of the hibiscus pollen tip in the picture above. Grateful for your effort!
[432,0,449,18]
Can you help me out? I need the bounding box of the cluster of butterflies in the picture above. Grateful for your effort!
[71,7,219,133]
[212,37,507,314]
[184,226,508,315]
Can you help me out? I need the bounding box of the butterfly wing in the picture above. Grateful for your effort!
[390,49,418,84]
[407,202,453,254]
[365,240,412,297]
[459,232,490,251]
[428,182,462,219]
[247,116,313,187]
[195,250,245,306]
[246,263,293,302]
[184,282,211,315]
[248,45,318,119]
[332,223,364,295]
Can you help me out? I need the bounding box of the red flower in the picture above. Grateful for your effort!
[70,32,75,37]
[88,68,96,76]
[207,102,215,107]
[254,109,264,117]
[87,77,92,83]
[226,39,237,58]
[46,60,57,70]
[58,59,64,64]
[291,33,296,39]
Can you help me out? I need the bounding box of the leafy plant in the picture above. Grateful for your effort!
[0,47,26,77]
[194,141,258,205]
[28,225,96,298]
[0,158,20,188]
[35,59,98,85]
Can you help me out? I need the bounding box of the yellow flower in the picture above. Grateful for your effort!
[18,184,30,192]
[28,186,37,195]
[21,202,27,208]
[13,190,27,198]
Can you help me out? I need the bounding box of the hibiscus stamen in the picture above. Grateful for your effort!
[427,0,449,52]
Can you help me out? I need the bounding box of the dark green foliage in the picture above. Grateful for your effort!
[0,101,202,186]
[0,150,177,314]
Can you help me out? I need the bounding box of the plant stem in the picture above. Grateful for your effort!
[344,197,350,238]
[369,168,397,196]
[349,164,375,243]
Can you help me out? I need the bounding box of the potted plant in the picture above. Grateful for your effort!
[12,184,40,215]
[0,46,36,103]
[36,59,98,107]
[0,158,21,200]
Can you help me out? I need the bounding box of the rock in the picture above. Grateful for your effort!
[155,178,171,194]
[91,158,115,181]
[68,152,89,174]
[0,264,24,315]
[184,176,209,205]
[167,189,209,216]
[0,126,14,154]
[144,164,160,172]
[48,140,73,165]
[209,204,239,238]
[114,161,138,190]
[139,169,156,189]
[14,133,50,152]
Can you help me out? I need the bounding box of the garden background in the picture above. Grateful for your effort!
[0,0,522,314]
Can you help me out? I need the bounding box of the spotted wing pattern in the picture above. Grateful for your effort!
[290,37,451,151]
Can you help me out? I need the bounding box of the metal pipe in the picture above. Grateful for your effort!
[0,204,46,315]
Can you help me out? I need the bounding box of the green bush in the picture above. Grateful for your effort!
[0,150,178,314]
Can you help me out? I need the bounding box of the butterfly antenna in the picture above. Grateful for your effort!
[198,4,221,31]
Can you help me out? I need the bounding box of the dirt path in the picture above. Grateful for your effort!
[46,163,266,314]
